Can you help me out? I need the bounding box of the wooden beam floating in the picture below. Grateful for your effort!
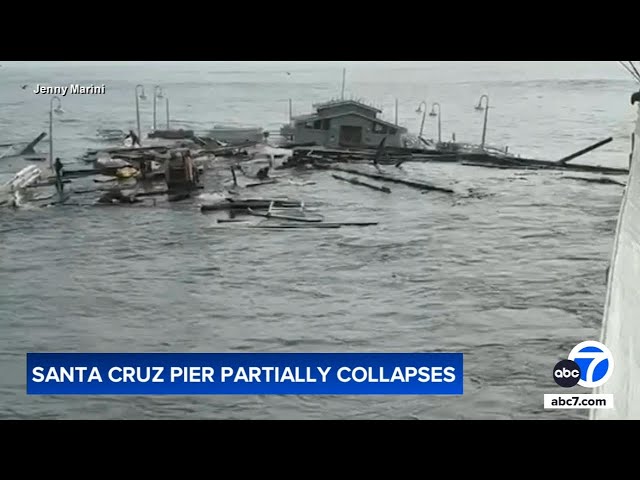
[316,163,454,194]
[19,132,47,155]
[331,174,391,193]
[556,137,613,164]
[201,199,303,212]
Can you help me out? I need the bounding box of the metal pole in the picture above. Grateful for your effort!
[135,84,145,143]
[341,68,346,100]
[481,102,488,148]
[136,93,141,141]
[166,98,170,130]
[153,86,163,131]
[48,96,62,170]
[288,98,292,120]
[49,105,53,170]
[153,92,157,131]
[395,98,398,125]
[477,94,489,149]
[416,101,427,138]
[430,103,441,143]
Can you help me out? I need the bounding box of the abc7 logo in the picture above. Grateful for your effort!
[553,341,614,388]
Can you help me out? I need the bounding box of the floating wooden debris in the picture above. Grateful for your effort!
[556,137,613,164]
[280,136,626,178]
[18,132,47,155]
[230,166,238,186]
[320,222,378,227]
[461,161,541,171]
[224,222,378,229]
[331,174,391,193]
[245,179,278,188]
[280,145,453,169]
[316,163,454,194]
[247,207,323,223]
[0,132,48,160]
[460,154,629,175]
[562,176,626,186]
[251,223,341,229]
[200,199,303,213]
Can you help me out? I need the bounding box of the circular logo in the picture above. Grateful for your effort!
[568,340,614,388]
[553,359,581,387]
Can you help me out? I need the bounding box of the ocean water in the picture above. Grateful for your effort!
[0,61,637,419]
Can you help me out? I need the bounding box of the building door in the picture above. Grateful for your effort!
[339,126,363,147]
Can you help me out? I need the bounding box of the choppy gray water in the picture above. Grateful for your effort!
[0,61,637,419]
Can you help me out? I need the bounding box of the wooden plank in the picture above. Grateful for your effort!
[331,174,391,193]
[316,163,454,194]
[245,179,278,188]
[557,137,613,164]
[18,132,47,155]
[200,199,303,212]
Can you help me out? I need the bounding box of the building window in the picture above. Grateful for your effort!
[389,128,397,135]
[313,120,322,129]
[372,122,388,134]
[322,119,331,130]
[304,121,314,129]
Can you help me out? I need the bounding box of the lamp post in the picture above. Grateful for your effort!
[49,96,64,170]
[166,97,170,130]
[475,94,490,149]
[429,102,441,144]
[135,84,147,142]
[415,101,428,139]
[153,85,164,131]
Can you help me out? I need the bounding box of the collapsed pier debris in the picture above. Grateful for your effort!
[0,132,48,160]
[315,163,455,194]
[331,174,391,193]
[201,199,304,213]
[277,134,627,178]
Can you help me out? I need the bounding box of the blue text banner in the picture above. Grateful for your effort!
[26,352,464,395]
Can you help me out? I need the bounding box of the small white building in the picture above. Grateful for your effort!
[280,99,407,149]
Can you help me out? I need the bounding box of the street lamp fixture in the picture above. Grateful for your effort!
[475,94,490,149]
[153,85,164,131]
[416,100,428,138]
[165,97,170,130]
[430,102,441,144]
[135,84,146,142]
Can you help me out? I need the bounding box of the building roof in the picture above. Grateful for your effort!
[312,99,383,114]
[295,111,407,133]
[290,113,317,121]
